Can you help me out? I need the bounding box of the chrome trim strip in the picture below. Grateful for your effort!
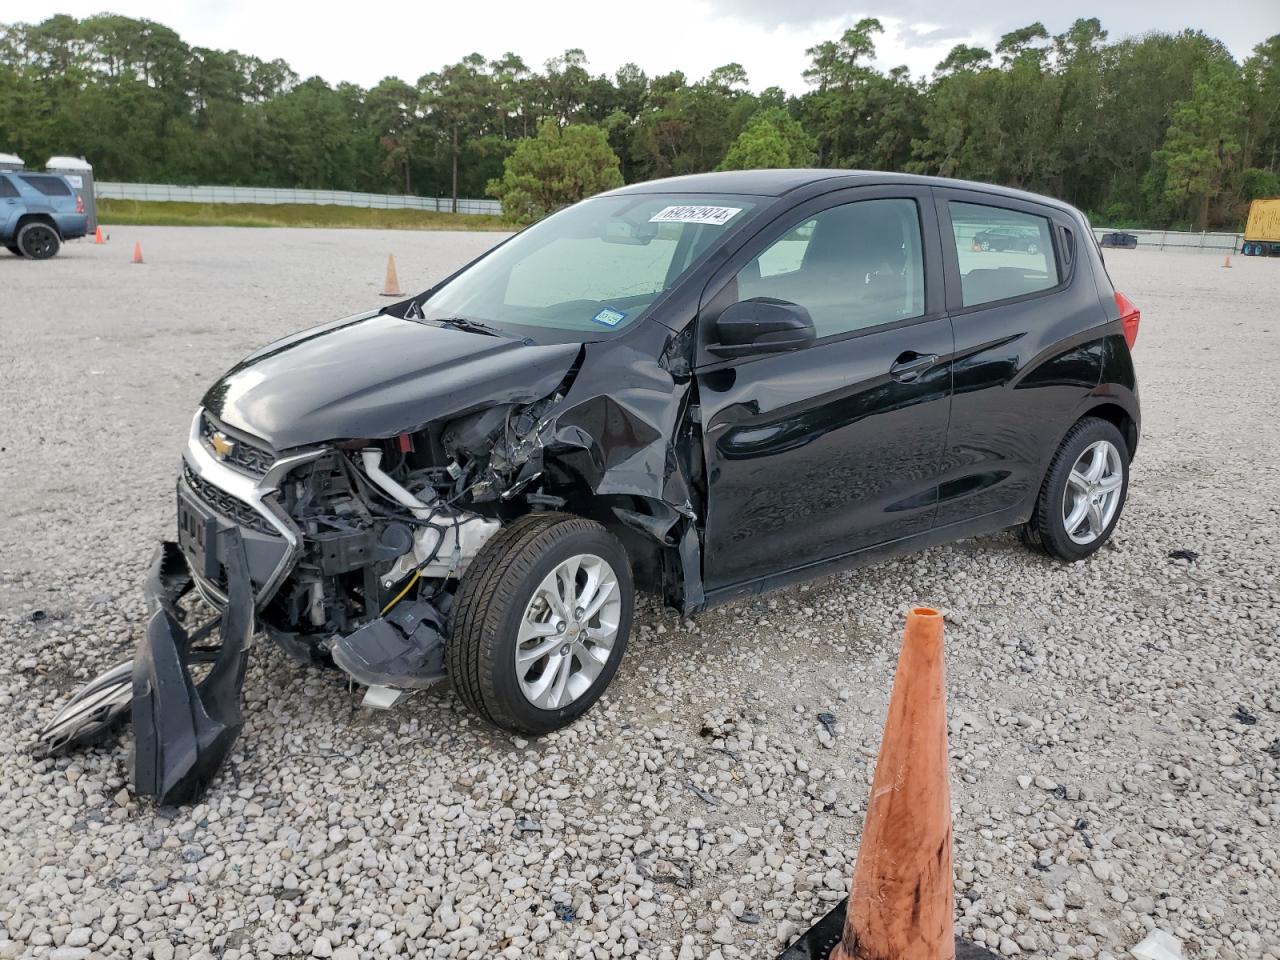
[183,408,327,604]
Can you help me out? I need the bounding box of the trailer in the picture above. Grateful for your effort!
[1241,198,1280,257]
[46,156,97,231]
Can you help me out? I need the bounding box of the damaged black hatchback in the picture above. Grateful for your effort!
[39,170,1141,802]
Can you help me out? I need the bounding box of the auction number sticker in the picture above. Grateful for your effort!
[649,205,742,225]
[592,307,627,327]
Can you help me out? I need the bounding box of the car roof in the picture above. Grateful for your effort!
[602,169,1079,213]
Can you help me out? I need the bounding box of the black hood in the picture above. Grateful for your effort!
[202,311,580,449]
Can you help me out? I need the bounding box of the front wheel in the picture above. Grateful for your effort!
[16,222,61,260]
[448,513,633,735]
[1024,417,1129,562]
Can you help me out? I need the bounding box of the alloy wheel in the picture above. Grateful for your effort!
[515,553,621,710]
[1062,439,1123,545]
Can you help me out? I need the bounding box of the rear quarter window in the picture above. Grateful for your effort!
[0,176,18,199]
[18,174,72,197]
[949,201,1059,307]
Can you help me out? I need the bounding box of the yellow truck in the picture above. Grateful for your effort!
[1242,198,1280,256]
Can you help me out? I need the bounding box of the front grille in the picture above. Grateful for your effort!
[182,463,278,537]
[200,415,275,477]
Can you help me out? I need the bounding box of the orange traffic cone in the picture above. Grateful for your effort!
[1222,254,1232,268]
[779,608,998,960]
[379,253,403,296]
[131,241,144,264]
[94,226,105,244]
[830,606,955,960]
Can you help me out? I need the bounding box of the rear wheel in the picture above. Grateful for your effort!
[16,222,60,260]
[1026,241,1040,255]
[1024,417,1129,562]
[980,240,990,251]
[448,513,633,735]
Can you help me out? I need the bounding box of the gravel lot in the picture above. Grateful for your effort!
[2,229,1278,960]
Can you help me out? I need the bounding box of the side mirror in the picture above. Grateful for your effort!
[709,298,816,359]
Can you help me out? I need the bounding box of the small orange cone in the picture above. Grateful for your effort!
[379,253,403,297]
[1222,254,1232,268]
[131,241,144,264]
[94,226,105,244]
[831,607,955,960]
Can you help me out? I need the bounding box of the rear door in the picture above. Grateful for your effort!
[932,189,1105,527]
[695,185,953,594]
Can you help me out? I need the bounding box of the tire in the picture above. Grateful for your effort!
[1024,417,1129,562]
[980,240,990,251]
[448,512,634,735]
[16,222,61,260]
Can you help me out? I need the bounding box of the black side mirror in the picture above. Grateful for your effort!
[710,298,816,359]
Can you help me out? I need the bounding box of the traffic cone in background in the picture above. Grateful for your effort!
[94,226,105,244]
[1222,254,1232,268]
[380,253,403,296]
[777,608,998,960]
[131,241,143,264]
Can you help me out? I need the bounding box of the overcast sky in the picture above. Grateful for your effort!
[40,1,1280,92]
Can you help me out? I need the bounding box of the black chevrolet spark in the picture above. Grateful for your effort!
[40,171,1141,803]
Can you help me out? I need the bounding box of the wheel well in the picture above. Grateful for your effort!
[15,213,59,237]
[1082,403,1137,460]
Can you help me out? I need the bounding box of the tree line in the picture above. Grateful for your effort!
[2,14,1277,227]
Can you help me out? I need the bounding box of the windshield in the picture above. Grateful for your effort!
[418,193,761,340]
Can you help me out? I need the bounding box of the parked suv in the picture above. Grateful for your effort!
[39,171,1142,803]
[1,171,88,258]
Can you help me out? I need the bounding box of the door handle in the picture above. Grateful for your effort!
[889,352,939,383]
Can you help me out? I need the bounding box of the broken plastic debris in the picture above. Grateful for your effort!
[1131,930,1183,960]
[361,685,413,710]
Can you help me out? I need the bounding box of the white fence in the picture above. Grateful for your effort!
[95,181,501,215]
[1091,227,1241,253]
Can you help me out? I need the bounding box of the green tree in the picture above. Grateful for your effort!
[487,119,623,223]
[1157,58,1246,228]
[718,108,815,170]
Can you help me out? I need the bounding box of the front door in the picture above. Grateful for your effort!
[0,175,20,237]
[695,187,954,594]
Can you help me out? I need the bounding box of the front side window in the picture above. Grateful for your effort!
[949,201,1059,306]
[420,193,760,340]
[733,198,925,339]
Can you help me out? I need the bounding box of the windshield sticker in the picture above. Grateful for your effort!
[649,205,742,226]
[592,307,627,327]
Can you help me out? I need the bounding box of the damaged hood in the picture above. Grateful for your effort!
[203,311,580,449]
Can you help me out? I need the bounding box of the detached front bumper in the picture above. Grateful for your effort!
[34,530,257,807]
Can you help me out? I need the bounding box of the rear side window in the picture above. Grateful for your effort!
[948,202,1059,307]
[18,174,71,197]
[735,198,925,338]
[0,177,17,199]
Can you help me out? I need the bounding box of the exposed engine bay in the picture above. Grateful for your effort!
[252,395,572,689]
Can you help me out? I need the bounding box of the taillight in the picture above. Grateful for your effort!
[1115,291,1140,349]
[75,193,85,214]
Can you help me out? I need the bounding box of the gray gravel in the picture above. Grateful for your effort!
[2,230,1278,960]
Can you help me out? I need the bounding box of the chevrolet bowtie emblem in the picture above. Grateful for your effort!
[209,431,236,460]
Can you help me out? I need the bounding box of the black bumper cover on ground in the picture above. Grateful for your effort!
[33,531,255,807]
